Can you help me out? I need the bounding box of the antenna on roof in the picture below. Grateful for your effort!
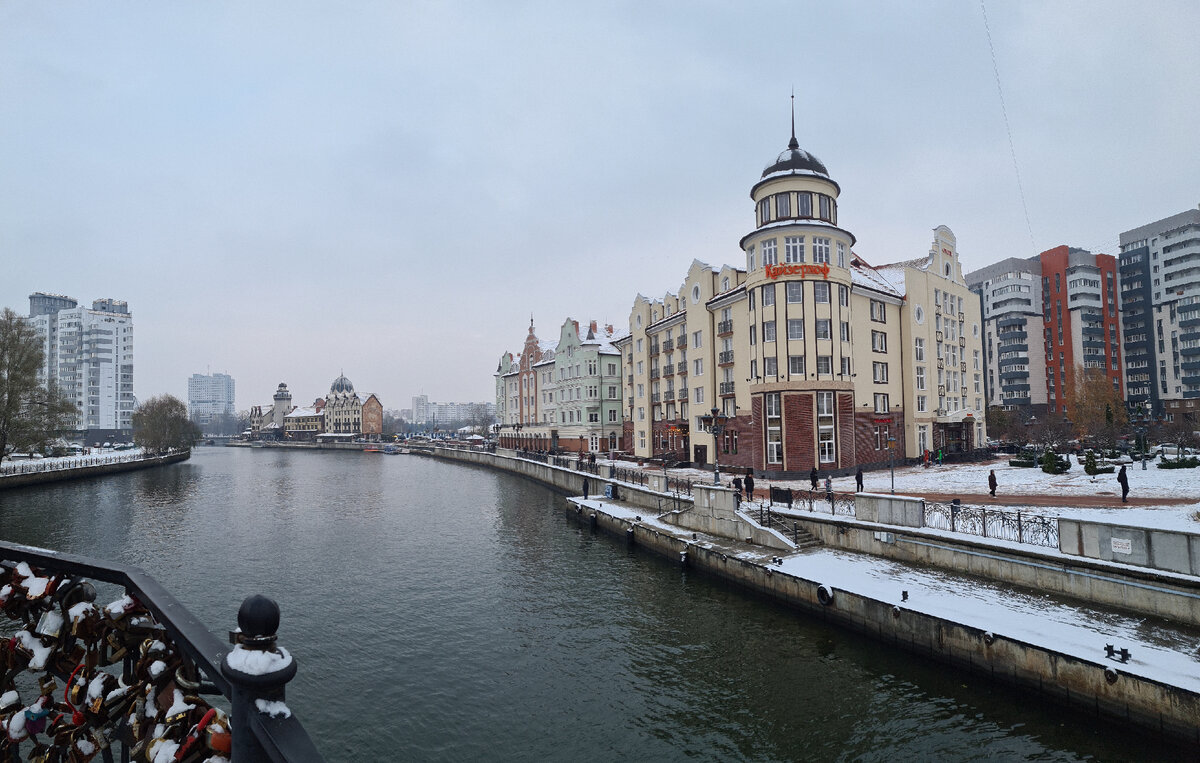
[789,89,798,150]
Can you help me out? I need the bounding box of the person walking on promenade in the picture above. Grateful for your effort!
[810,468,818,491]
[1118,465,1129,503]
[732,476,743,504]
[582,476,590,500]
[988,469,997,497]
[744,471,755,503]
[855,467,864,493]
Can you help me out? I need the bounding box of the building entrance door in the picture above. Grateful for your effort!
[694,444,707,466]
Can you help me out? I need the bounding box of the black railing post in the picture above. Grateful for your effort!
[223,595,299,763]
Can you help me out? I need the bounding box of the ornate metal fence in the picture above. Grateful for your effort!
[665,476,693,495]
[924,501,1059,548]
[0,542,323,762]
[0,451,181,477]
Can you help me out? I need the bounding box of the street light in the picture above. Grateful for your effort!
[887,435,897,494]
[1134,409,1150,470]
[698,406,730,486]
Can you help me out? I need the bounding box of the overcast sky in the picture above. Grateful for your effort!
[2,1,1197,412]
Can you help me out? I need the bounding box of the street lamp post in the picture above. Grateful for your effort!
[1135,411,1149,470]
[887,435,896,494]
[698,407,730,486]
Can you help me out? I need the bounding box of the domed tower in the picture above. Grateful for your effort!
[737,106,861,473]
[271,382,292,429]
[329,374,355,398]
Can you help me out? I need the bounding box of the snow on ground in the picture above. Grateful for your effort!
[571,495,1200,693]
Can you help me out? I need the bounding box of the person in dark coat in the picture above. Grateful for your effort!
[810,468,818,491]
[855,467,864,492]
[582,476,590,500]
[988,469,997,497]
[732,476,743,504]
[1117,465,1129,503]
[744,471,755,503]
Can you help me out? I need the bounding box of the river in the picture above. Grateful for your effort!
[0,447,1185,761]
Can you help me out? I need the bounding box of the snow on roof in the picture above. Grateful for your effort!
[284,407,320,418]
[849,259,904,297]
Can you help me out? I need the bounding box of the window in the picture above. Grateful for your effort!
[813,237,831,263]
[763,321,776,342]
[638,407,645,421]
[871,330,887,352]
[694,387,704,404]
[762,239,777,266]
[816,319,831,339]
[873,362,889,383]
[786,281,803,303]
[785,236,804,263]
[758,198,771,225]
[693,359,703,376]
[870,299,886,322]
[762,284,775,306]
[749,325,756,345]
[692,331,702,348]
[797,192,812,217]
[775,192,791,218]
[609,409,617,422]
[840,321,850,341]
[637,361,644,375]
[914,338,925,361]
[916,366,926,390]
[839,284,849,306]
[764,357,778,376]
[748,246,756,272]
[837,241,846,268]
[818,195,832,222]
[874,393,889,413]
[917,395,926,413]
[637,384,644,397]
[817,355,832,375]
[608,386,617,398]
[817,391,835,462]
[788,319,804,340]
[814,282,830,303]
[840,356,851,376]
[789,356,805,375]
[765,393,782,464]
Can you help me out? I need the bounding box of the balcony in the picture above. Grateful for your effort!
[664,390,675,402]
[651,393,660,403]
[677,388,688,400]
[663,363,674,376]
[717,320,733,336]
[677,365,688,377]
[662,339,674,352]
[650,369,660,380]
[649,344,660,357]
[719,381,736,396]
[718,350,734,365]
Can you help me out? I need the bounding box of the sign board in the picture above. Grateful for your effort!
[1111,537,1132,555]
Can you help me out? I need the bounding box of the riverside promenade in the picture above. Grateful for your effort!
[419,445,1200,746]
[0,449,190,489]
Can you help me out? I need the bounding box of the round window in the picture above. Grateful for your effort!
[691,285,701,304]
[914,305,925,324]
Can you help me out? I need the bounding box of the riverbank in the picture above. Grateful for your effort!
[419,444,1200,747]
[0,450,190,489]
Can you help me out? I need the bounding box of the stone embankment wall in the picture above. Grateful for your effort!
[1060,518,1200,576]
[568,500,1200,747]
[0,451,191,490]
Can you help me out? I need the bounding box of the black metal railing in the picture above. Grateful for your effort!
[665,476,693,495]
[0,541,323,761]
[923,501,1059,548]
[0,450,184,477]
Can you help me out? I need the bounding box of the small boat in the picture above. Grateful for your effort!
[363,446,382,453]
[383,445,399,455]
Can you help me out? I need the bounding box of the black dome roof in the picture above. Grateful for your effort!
[762,136,829,178]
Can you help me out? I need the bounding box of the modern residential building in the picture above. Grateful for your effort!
[28,292,135,439]
[1119,206,1200,420]
[968,246,1121,419]
[615,128,986,475]
[409,395,496,427]
[187,372,236,425]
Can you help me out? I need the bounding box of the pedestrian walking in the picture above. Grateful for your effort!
[855,467,864,492]
[1118,465,1129,503]
[744,471,755,503]
[810,468,818,491]
[988,469,997,497]
[732,476,743,504]
[937,449,944,465]
[582,476,590,500]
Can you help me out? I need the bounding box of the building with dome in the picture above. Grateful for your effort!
[617,118,986,476]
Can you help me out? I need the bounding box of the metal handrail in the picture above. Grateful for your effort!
[0,541,324,761]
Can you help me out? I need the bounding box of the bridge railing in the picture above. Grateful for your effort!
[0,450,182,477]
[0,541,324,762]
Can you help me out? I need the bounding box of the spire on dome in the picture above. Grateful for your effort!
[789,89,798,150]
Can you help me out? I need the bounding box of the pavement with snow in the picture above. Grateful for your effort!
[573,496,1200,695]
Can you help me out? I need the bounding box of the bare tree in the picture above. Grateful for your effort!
[132,395,200,454]
[0,308,77,461]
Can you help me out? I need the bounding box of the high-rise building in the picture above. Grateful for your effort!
[1119,206,1200,420]
[967,246,1121,419]
[187,373,236,425]
[28,292,135,437]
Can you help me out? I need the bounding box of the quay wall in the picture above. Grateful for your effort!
[566,500,1200,747]
[421,446,1200,629]
[0,451,191,490]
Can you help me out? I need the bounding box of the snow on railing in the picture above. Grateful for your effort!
[924,501,1058,548]
[0,449,183,477]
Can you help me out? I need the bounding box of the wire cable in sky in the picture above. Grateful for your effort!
[981,0,1037,251]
